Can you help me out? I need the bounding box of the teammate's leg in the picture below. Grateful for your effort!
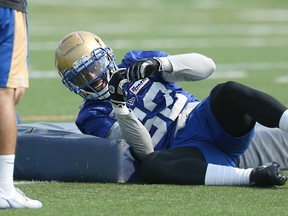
[0,8,42,209]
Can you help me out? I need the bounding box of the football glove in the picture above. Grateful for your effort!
[108,68,128,107]
[127,58,161,82]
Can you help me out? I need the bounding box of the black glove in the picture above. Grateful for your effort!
[108,68,128,106]
[127,58,161,82]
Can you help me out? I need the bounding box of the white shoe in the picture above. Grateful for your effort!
[0,188,42,209]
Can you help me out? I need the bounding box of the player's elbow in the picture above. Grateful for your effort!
[190,54,216,81]
[203,57,216,78]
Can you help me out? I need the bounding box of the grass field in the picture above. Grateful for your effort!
[6,0,288,215]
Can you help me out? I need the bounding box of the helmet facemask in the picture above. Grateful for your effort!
[61,47,117,100]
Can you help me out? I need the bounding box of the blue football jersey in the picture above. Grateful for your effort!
[76,50,199,150]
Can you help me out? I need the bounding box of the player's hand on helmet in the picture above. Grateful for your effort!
[127,58,161,82]
[108,68,128,106]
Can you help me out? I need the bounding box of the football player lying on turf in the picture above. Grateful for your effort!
[55,31,288,187]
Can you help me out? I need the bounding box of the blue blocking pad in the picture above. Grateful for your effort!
[15,124,141,183]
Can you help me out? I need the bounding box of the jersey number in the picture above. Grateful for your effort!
[132,82,187,146]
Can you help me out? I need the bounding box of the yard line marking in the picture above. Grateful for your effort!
[210,71,247,79]
[275,76,288,84]
[217,62,288,71]
[238,9,288,21]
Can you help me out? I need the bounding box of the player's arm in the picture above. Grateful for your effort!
[160,53,216,82]
[127,53,216,82]
[106,122,122,140]
[108,69,154,160]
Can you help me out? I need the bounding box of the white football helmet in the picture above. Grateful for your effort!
[55,31,118,100]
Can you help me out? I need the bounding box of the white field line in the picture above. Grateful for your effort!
[275,76,288,84]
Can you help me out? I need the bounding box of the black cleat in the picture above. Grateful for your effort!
[250,161,287,187]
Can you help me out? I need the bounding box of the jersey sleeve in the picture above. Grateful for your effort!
[160,53,216,82]
[75,99,116,137]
